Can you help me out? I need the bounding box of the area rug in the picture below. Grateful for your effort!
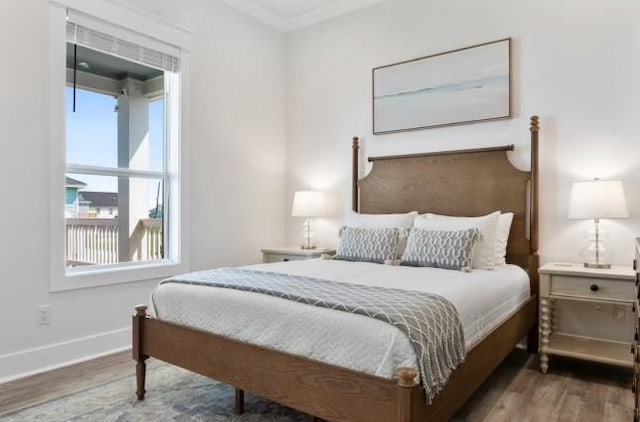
[0,363,305,422]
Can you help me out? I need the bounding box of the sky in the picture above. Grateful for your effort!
[66,86,164,196]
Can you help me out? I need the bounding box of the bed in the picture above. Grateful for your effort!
[133,115,541,421]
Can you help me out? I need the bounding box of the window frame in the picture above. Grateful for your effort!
[48,1,191,292]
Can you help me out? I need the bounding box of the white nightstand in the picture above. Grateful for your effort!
[261,247,336,264]
[539,262,636,373]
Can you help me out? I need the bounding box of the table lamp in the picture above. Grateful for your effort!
[568,179,628,268]
[291,191,325,249]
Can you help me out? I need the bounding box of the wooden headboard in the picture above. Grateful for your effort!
[352,115,540,294]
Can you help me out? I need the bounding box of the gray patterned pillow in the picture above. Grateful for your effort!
[401,228,480,271]
[335,227,400,264]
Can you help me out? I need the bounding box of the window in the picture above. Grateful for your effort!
[49,4,188,290]
[64,40,169,268]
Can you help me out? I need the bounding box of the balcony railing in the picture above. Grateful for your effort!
[130,218,163,262]
[65,218,163,266]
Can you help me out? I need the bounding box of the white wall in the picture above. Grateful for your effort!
[285,0,640,266]
[0,0,285,380]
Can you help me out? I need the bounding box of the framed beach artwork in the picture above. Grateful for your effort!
[372,38,511,134]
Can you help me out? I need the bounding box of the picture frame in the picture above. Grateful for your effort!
[372,38,511,134]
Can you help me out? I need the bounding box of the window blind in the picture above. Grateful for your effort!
[66,22,179,73]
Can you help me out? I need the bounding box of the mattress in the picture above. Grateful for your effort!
[152,259,530,379]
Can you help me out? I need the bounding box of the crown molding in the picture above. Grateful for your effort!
[224,0,387,32]
[285,0,387,31]
[223,0,288,30]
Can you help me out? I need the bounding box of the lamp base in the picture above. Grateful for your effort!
[584,262,611,269]
[300,245,317,250]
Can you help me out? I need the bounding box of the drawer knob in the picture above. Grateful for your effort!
[283,258,289,262]
[590,284,599,292]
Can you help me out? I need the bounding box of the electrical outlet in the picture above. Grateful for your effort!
[37,305,52,325]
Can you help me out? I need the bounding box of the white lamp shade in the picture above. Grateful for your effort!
[291,191,325,217]
[568,180,629,219]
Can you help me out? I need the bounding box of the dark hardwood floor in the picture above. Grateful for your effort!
[0,353,162,417]
[455,350,633,421]
[0,349,633,421]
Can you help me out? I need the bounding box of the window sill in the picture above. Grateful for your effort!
[50,260,186,292]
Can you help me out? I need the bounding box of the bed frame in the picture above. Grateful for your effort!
[132,115,540,421]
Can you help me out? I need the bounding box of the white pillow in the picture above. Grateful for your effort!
[495,213,514,266]
[416,211,501,270]
[426,212,514,266]
[343,210,418,229]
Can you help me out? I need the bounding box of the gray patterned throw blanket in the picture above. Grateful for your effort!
[161,268,466,403]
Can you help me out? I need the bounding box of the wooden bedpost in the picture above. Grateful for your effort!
[352,136,359,212]
[235,388,244,415]
[529,115,539,259]
[527,115,540,354]
[133,304,149,400]
[395,368,418,421]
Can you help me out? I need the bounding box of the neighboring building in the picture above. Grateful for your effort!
[65,176,87,217]
[65,177,118,218]
[78,191,118,218]
[67,188,164,219]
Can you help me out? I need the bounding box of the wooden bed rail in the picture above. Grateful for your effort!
[132,297,536,421]
[132,303,436,421]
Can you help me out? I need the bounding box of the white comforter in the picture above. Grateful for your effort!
[152,259,530,379]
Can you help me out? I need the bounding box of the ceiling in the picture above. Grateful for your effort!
[223,0,387,31]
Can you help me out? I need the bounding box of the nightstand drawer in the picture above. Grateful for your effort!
[263,253,308,263]
[550,275,634,302]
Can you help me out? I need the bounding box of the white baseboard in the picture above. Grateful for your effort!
[0,327,131,383]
